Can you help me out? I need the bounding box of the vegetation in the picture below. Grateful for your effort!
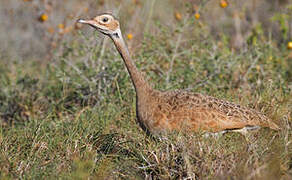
[0,0,291,179]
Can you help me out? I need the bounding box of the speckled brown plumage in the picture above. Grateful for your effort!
[78,14,280,136]
[137,89,279,134]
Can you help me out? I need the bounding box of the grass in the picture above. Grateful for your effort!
[0,2,292,179]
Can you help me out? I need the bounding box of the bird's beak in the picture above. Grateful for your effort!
[77,19,99,29]
[77,19,87,24]
[77,19,93,25]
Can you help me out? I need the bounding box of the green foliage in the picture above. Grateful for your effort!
[271,13,291,41]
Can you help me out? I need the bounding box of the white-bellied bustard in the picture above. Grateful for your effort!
[78,13,280,136]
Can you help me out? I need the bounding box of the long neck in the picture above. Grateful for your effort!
[110,29,152,95]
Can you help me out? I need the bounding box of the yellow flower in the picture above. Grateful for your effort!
[58,23,65,29]
[47,27,55,34]
[287,41,292,49]
[83,7,89,12]
[127,33,133,40]
[64,26,73,33]
[268,56,273,62]
[174,12,182,21]
[59,26,73,35]
[194,13,200,20]
[220,0,228,8]
[39,13,48,22]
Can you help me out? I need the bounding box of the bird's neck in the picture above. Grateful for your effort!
[110,30,152,96]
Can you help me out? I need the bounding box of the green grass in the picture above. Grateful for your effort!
[0,18,291,179]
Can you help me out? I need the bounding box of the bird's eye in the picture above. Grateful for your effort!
[102,17,108,23]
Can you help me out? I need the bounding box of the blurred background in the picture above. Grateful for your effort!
[0,0,291,62]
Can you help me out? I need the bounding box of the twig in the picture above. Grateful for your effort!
[165,16,190,88]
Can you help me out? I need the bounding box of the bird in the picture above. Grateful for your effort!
[77,13,280,136]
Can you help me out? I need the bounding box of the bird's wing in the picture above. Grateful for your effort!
[156,90,279,132]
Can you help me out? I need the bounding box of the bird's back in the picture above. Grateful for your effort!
[143,90,279,134]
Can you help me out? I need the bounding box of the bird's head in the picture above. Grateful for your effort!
[78,13,121,38]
